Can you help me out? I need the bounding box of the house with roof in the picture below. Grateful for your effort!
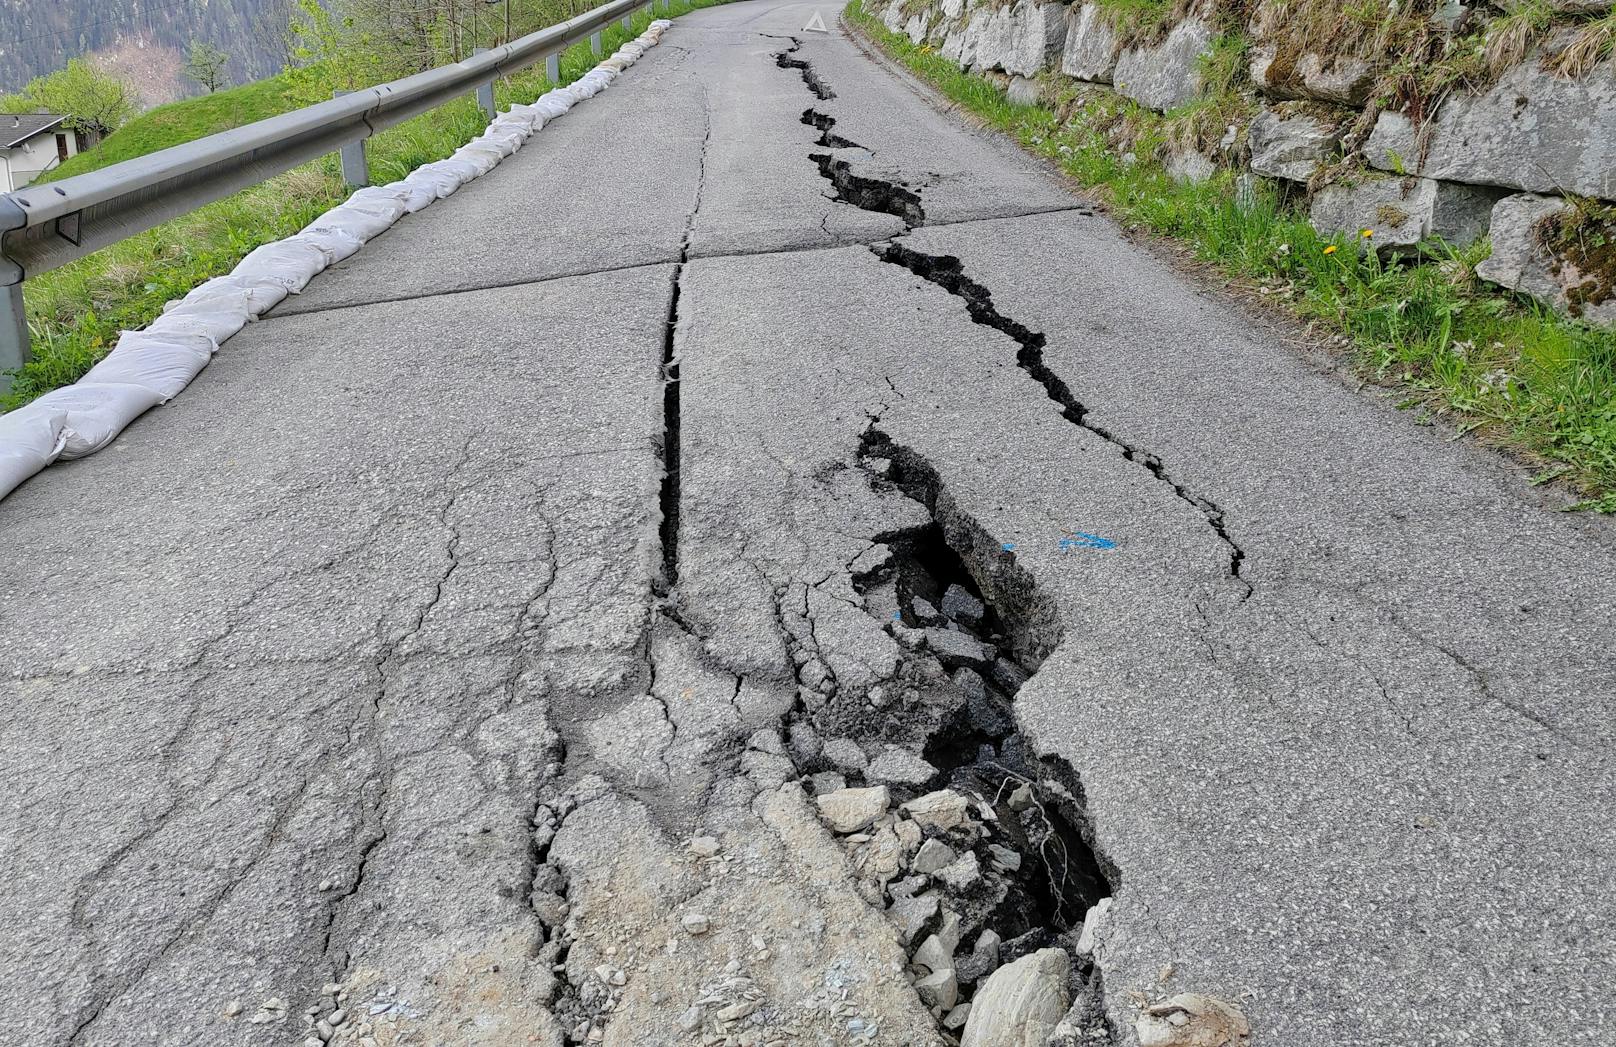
[0,114,96,192]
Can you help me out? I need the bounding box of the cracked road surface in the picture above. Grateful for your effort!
[2,3,1613,1046]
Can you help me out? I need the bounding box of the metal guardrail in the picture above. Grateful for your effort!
[0,0,670,381]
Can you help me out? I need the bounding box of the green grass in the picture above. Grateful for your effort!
[3,0,733,411]
[847,0,1616,508]
[42,73,310,183]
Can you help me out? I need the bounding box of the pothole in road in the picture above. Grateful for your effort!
[752,431,1120,1045]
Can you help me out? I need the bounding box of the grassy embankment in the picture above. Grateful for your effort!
[848,0,1616,510]
[4,0,730,410]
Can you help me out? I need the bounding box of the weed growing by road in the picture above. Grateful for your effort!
[847,0,1616,507]
[3,0,736,411]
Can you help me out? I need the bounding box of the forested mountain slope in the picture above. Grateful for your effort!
[0,0,292,97]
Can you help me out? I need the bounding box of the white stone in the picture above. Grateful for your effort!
[912,837,957,874]
[967,0,1065,76]
[1476,193,1616,325]
[1248,106,1339,183]
[1007,75,1040,106]
[816,786,891,833]
[903,789,972,831]
[912,932,954,974]
[937,851,982,891]
[1076,896,1113,955]
[915,968,959,1011]
[1309,173,1501,252]
[1113,17,1212,113]
[1060,4,1119,82]
[1165,150,1215,184]
[960,948,1070,1047]
[904,10,929,45]
[1364,57,1616,201]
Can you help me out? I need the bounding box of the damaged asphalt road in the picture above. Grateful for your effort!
[1,2,1614,1046]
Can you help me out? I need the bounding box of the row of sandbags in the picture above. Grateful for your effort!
[0,19,674,504]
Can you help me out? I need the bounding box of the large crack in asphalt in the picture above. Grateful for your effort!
[742,426,1124,1045]
[873,243,1252,600]
[775,36,836,100]
[658,87,713,595]
[772,40,1250,602]
[760,40,1179,1044]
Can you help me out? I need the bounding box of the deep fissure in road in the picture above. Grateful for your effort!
[874,243,1251,598]
[759,429,1121,1043]
[766,38,1124,1042]
[658,93,713,593]
[802,107,860,149]
[812,153,926,227]
[771,39,1250,599]
[775,37,835,99]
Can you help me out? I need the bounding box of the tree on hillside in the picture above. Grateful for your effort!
[185,40,232,93]
[0,59,135,135]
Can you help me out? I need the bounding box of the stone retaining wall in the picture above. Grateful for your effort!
[872,0,1616,324]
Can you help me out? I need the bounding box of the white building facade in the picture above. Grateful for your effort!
[0,115,93,192]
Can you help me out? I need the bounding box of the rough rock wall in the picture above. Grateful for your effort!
[870,0,1616,324]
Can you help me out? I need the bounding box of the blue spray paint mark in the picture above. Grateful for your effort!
[1001,542,1016,552]
[1060,532,1117,552]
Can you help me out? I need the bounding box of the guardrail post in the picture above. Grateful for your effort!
[591,31,602,55]
[332,91,370,188]
[546,52,560,82]
[0,282,26,388]
[472,48,498,119]
[621,13,632,30]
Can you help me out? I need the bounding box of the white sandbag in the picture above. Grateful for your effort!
[149,299,246,348]
[81,331,213,402]
[232,239,329,295]
[349,185,413,212]
[494,111,540,134]
[293,227,364,265]
[27,382,167,460]
[407,163,465,199]
[305,201,398,242]
[567,80,599,100]
[435,157,484,182]
[475,129,524,157]
[532,99,570,121]
[388,177,438,212]
[451,145,501,173]
[180,274,289,318]
[620,43,645,58]
[598,58,627,72]
[0,404,67,501]
[583,68,615,84]
[537,90,575,112]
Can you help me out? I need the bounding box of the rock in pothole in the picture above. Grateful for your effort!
[867,746,939,786]
[960,947,1070,1047]
[903,789,972,832]
[815,786,890,833]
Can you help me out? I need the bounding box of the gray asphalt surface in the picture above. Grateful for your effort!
[2,2,1612,1045]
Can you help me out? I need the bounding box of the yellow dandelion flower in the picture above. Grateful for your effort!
[1360,228,1375,238]
[1323,245,1339,255]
